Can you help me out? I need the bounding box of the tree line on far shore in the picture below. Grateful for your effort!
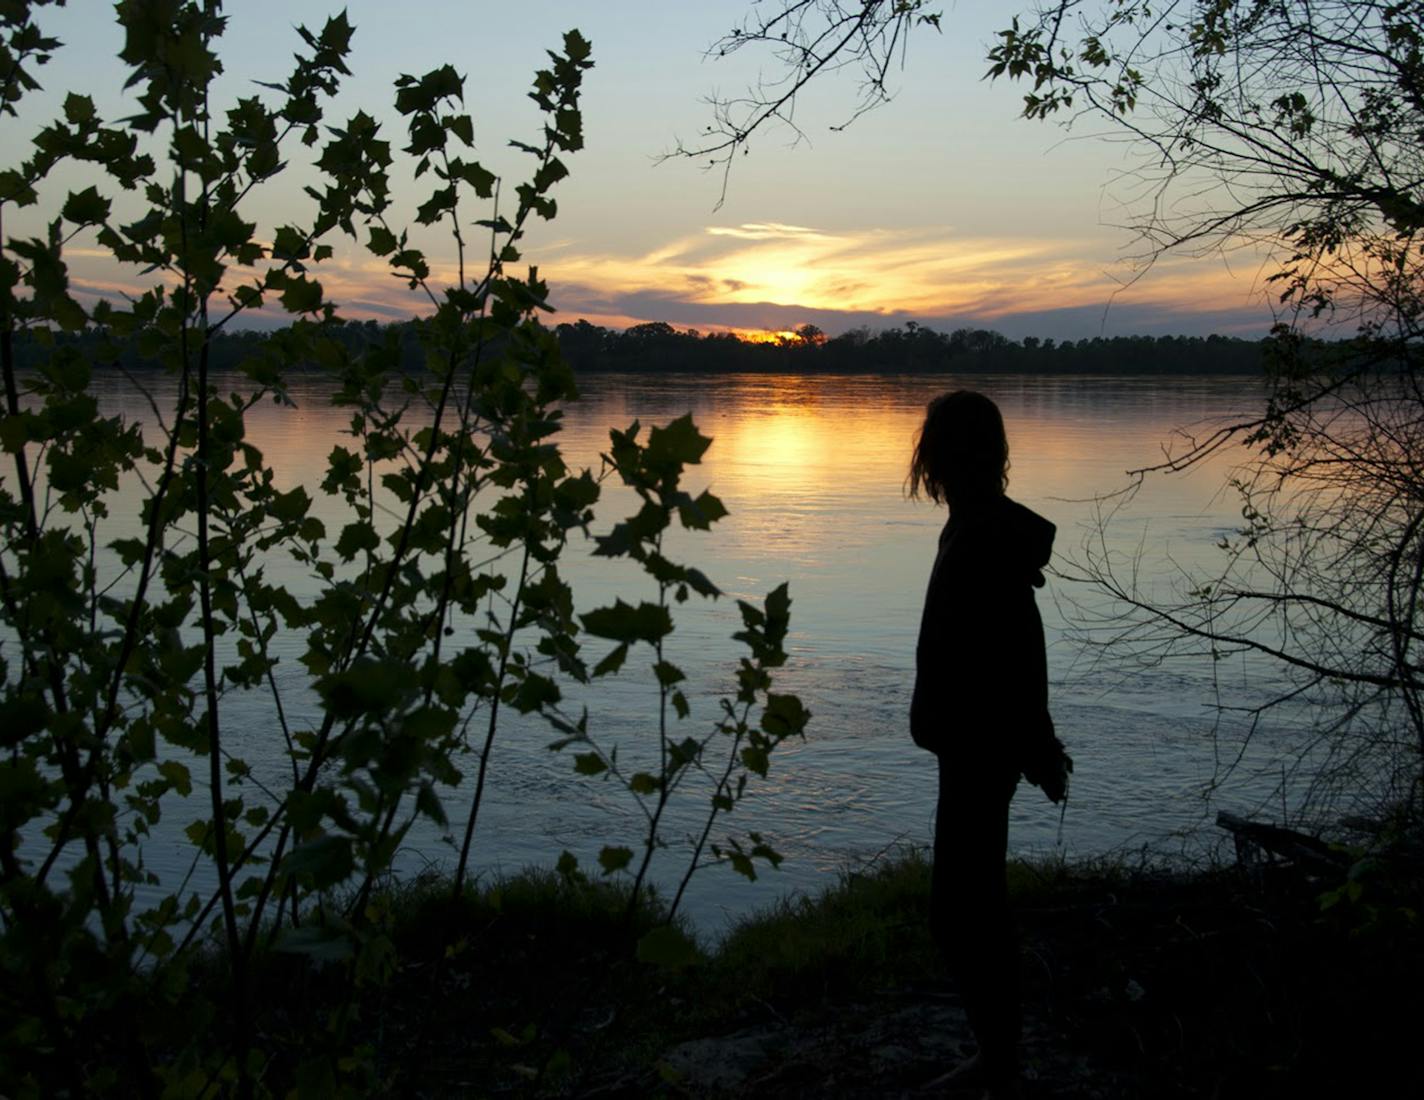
[552,319,1267,374]
[12,315,1270,376]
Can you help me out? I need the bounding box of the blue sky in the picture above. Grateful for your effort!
[11,1,1280,339]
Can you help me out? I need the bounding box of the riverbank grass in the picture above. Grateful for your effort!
[175,845,1421,1096]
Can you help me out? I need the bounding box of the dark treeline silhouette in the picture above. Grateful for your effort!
[554,318,1268,374]
[13,317,1269,375]
[9,320,420,375]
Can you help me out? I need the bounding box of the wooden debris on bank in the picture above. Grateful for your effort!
[1215,811,1349,878]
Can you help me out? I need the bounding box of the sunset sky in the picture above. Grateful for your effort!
[13,0,1281,340]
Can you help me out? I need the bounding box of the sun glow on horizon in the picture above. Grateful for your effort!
[55,218,1277,339]
[736,328,820,345]
[532,221,1276,337]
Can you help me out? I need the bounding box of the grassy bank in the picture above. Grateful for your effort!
[176,848,1421,1097]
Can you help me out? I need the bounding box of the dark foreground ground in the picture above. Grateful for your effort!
[274,842,1422,1099]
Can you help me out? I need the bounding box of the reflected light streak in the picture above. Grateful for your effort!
[705,377,918,525]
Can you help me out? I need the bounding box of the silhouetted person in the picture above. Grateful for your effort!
[908,391,1071,1098]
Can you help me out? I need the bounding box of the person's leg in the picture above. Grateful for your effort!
[930,754,1021,1084]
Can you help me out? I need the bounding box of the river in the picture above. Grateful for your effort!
[22,369,1306,933]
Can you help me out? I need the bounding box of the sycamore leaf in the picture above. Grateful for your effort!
[597,846,633,874]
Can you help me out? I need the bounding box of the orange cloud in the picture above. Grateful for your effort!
[52,217,1274,336]
[533,222,1271,327]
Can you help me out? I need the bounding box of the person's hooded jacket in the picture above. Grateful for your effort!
[910,494,1059,777]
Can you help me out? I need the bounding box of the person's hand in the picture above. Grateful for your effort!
[1040,746,1072,804]
[1023,737,1073,804]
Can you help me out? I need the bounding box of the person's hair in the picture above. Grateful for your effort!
[907,390,1010,506]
